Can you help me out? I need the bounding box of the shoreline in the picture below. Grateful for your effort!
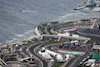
[0,26,40,47]
[1,18,100,46]
[0,31,36,47]
[2,17,99,47]
[1,17,100,67]
[0,19,89,47]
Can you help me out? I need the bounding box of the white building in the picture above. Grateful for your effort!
[39,48,64,62]
[58,33,70,37]
[66,54,70,61]
[72,34,79,37]
[56,54,63,62]
[38,51,52,59]
[88,59,96,63]
[70,40,79,43]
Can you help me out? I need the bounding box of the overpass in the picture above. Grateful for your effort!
[34,27,41,38]
[41,34,91,43]
[34,27,91,43]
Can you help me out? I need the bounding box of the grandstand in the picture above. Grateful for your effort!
[77,18,100,37]
[78,28,100,37]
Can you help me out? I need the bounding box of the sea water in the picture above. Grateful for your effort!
[0,0,100,45]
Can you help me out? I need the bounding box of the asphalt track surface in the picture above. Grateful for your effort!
[29,44,48,67]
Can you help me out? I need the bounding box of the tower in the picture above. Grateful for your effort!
[87,0,96,6]
[91,19,99,30]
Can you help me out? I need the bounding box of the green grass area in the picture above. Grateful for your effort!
[41,41,60,47]
[53,24,75,31]
[47,26,52,28]
[5,47,10,51]
[13,44,16,46]
[54,62,63,67]
[47,41,60,45]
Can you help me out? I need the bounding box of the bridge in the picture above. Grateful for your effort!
[41,34,91,43]
[34,27,41,38]
[34,27,91,43]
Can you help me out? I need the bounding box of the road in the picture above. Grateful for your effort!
[29,43,48,67]
[46,46,57,67]
[22,46,29,57]
[66,56,79,67]
[29,21,92,67]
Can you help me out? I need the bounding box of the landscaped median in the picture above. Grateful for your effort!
[54,62,64,67]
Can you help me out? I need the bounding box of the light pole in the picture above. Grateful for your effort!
[99,42,100,60]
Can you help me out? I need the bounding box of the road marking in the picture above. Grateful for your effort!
[62,56,75,67]
[34,45,44,67]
